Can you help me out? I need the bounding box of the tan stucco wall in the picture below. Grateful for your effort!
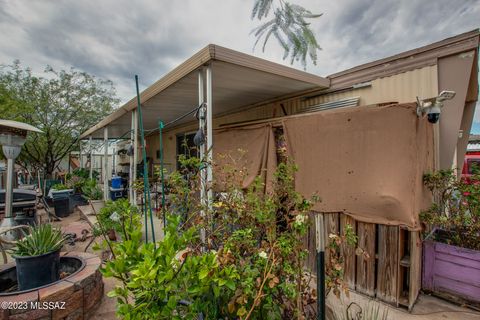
[146,65,439,173]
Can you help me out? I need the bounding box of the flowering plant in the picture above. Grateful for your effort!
[421,169,480,250]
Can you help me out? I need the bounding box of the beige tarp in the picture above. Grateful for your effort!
[213,124,277,192]
[283,103,434,229]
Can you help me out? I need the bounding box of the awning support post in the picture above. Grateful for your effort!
[315,213,326,320]
[129,110,136,204]
[205,65,213,213]
[113,142,117,176]
[89,136,93,179]
[198,68,206,245]
[158,120,166,233]
[103,127,109,201]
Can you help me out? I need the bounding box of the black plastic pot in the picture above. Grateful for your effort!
[53,195,70,217]
[14,249,61,290]
[70,193,88,207]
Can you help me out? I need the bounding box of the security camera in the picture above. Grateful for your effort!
[416,90,456,124]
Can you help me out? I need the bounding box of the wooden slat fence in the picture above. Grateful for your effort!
[304,212,420,310]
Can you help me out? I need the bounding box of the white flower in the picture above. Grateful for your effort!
[294,214,307,226]
[258,251,268,259]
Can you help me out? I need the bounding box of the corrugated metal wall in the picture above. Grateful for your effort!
[146,65,438,173]
[305,66,438,108]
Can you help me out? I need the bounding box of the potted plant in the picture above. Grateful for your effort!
[65,176,88,207]
[421,169,480,305]
[82,178,105,213]
[10,224,66,290]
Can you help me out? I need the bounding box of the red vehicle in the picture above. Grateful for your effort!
[461,151,480,181]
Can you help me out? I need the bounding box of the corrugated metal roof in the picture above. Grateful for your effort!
[80,44,329,139]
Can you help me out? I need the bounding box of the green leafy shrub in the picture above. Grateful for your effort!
[95,199,142,238]
[67,168,99,180]
[81,178,103,200]
[66,168,100,193]
[51,183,69,191]
[10,224,65,257]
[100,153,359,319]
[421,169,480,250]
[102,214,237,319]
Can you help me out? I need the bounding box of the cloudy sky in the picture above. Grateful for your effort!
[0,0,479,131]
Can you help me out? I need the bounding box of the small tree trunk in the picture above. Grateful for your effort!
[44,162,55,179]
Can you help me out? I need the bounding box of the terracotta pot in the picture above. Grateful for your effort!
[107,229,117,241]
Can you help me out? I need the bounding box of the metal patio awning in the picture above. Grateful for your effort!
[80,44,330,139]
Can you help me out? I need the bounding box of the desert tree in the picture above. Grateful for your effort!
[0,61,118,177]
[251,0,322,69]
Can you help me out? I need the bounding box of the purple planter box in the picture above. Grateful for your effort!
[423,238,480,305]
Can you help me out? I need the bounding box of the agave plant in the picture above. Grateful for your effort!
[11,224,66,257]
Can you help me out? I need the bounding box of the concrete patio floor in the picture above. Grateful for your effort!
[326,289,480,320]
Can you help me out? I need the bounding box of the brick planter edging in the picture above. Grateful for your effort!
[0,252,104,320]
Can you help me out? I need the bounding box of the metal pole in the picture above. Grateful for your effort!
[103,127,109,201]
[4,158,14,218]
[89,136,93,179]
[1,145,22,240]
[133,109,138,205]
[198,69,206,245]
[135,75,156,244]
[205,65,213,211]
[315,213,326,320]
[159,120,166,232]
[79,140,83,169]
[113,143,117,176]
[129,111,135,203]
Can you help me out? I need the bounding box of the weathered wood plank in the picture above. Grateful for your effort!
[396,227,408,305]
[423,237,480,307]
[433,277,480,306]
[356,222,376,296]
[434,241,480,261]
[408,231,422,310]
[376,225,399,304]
[324,213,339,269]
[421,239,435,291]
[340,215,356,289]
[303,213,317,274]
[434,259,480,286]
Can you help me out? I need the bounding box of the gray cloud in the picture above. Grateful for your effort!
[0,0,478,130]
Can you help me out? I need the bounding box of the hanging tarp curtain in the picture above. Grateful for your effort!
[213,124,277,193]
[282,103,434,229]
